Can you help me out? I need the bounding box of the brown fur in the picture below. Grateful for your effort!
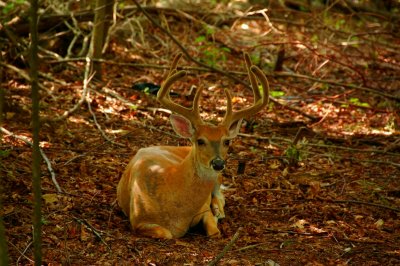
[117,125,230,238]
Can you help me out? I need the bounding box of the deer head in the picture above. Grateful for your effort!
[157,53,270,173]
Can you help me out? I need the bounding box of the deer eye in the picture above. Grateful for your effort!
[197,139,206,146]
[223,139,230,146]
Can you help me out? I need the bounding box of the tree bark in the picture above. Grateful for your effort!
[0,41,10,266]
[90,0,114,81]
[30,0,42,264]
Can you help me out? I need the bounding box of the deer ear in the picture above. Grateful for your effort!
[228,119,243,138]
[170,114,194,138]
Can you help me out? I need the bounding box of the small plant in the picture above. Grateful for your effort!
[2,0,25,15]
[195,25,231,67]
[342,97,370,108]
[269,90,285,97]
[284,137,309,166]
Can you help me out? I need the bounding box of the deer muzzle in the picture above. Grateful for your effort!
[211,157,225,171]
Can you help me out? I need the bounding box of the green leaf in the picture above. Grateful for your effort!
[2,3,15,14]
[129,104,138,110]
[349,97,360,104]
[270,90,285,97]
[349,97,370,107]
[0,150,10,157]
[205,26,215,36]
[195,36,206,43]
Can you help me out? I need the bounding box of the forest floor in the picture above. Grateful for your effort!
[2,2,400,265]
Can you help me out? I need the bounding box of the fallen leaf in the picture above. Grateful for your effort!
[42,193,58,205]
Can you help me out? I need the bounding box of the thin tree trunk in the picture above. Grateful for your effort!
[30,0,42,264]
[90,0,114,81]
[0,43,9,266]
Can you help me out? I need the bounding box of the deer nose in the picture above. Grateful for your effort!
[211,157,225,171]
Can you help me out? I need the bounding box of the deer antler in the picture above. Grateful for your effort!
[157,54,203,126]
[222,53,269,127]
[158,53,269,128]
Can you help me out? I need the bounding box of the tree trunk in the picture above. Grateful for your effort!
[0,44,9,266]
[90,0,114,81]
[30,0,42,264]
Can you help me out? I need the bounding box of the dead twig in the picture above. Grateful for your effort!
[0,62,52,94]
[50,56,94,122]
[331,199,400,213]
[307,142,399,156]
[86,89,124,147]
[264,227,328,236]
[208,229,241,266]
[332,235,385,244]
[0,127,62,193]
[236,243,280,252]
[8,240,34,265]
[73,216,111,252]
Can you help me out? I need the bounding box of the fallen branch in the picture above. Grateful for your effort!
[236,243,280,252]
[275,72,400,102]
[350,158,400,168]
[332,235,385,244]
[8,241,34,265]
[208,229,241,266]
[0,62,51,94]
[331,199,400,213]
[307,142,399,156]
[264,227,328,236]
[0,127,62,193]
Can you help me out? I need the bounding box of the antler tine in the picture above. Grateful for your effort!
[157,54,202,125]
[168,53,183,76]
[223,53,270,127]
[244,53,261,101]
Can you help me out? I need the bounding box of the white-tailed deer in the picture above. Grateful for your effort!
[117,53,269,238]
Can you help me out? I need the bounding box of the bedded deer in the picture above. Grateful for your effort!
[117,53,269,238]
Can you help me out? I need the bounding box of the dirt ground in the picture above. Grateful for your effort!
[1,2,400,265]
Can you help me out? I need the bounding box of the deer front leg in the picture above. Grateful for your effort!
[202,210,221,238]
[211,177,225,219]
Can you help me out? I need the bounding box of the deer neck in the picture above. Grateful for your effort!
[185,147,219,183]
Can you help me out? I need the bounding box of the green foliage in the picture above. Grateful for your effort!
[355,180,382,193]
[341,97,370,108]
[349,97,370,107]
[269,90,285,97]
[195,25,231,67]
[384,115,396,132]
[143,87,151,95]
[249,54,261,66]
[129,104,139,111]
[284,144,301,165]
[2,0,25,15]
[335,19,346,30]
[284,138,309,165]
[311,34,319,44]
[349,97,370,108]
[0,150,10,157]
[322,11,350,32]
